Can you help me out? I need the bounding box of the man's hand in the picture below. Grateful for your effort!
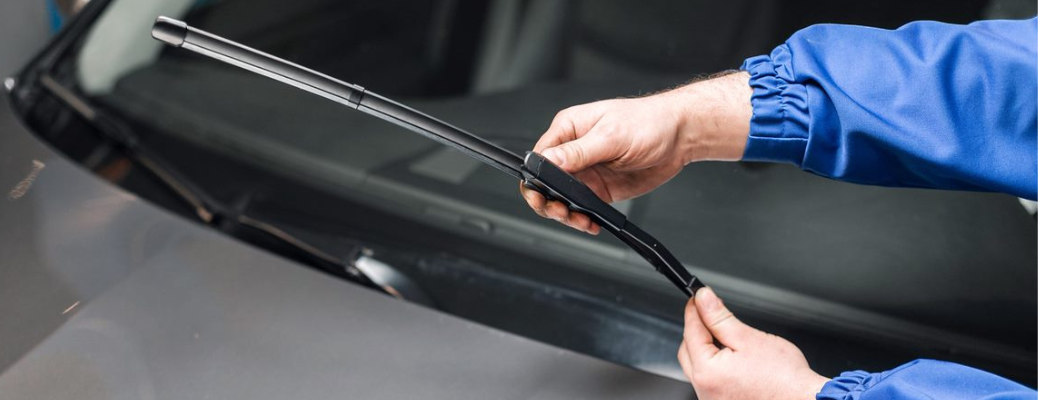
[520,72,752,234]
[678,287,830,400]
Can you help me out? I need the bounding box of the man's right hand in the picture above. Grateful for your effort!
[520,71,753,233]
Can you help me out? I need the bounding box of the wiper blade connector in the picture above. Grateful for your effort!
[152,16,705,297]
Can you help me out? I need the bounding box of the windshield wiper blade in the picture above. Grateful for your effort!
[152,17,524,180]
[152,16,705,297]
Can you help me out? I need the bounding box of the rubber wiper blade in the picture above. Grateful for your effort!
[151,16,705,297]
[151,16,525,180]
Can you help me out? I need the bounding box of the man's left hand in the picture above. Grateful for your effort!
[678,287,830,400]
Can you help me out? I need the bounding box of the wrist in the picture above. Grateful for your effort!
[801,373,830,400]
[669,71,753,164]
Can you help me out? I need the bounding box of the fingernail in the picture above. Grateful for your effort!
[696,287,718,312]
[543,148,566,166]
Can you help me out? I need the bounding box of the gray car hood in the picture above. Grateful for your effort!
[0,94,693,399]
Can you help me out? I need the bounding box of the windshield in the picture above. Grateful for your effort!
[79,0,717,301]
[28,0,1037,383]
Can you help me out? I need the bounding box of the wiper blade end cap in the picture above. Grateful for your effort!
[152,16,187,47]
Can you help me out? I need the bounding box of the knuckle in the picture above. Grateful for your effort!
[595,126,619,138]
[707,315,740,335]
[708,311,735,326]
[690,372,719,393]
[554,107,576,121]
[567,144,587,166]
[609,155,633,169]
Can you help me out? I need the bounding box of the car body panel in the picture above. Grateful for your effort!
[0,94,693,399]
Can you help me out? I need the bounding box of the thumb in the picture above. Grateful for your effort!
[695,287,758,349]
[541,131,623,173]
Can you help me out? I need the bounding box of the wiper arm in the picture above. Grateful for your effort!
[38,73,217,223]
[33,73,393,296]
[152,16,705,297]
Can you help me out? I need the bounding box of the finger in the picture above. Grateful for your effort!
[683,295,720,364]
[534,104,611,153]
[676,340,694,380]
[543,199,571,222]
[568,211,594,233]
[519,183,548,218]
[520,182,601,235]
[575,213,601,235]
[552,210,600,235]
[533,112,579,153]
[571,169,615,204]
[695,287,757,350]
[541,130,624,174]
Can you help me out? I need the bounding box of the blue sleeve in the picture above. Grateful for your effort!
[817,359,1035,400]
[740,18,1038,200]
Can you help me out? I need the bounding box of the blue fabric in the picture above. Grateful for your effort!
[816,359,1035,400]
[45,0,63,33]
[740,19,1038,398]
[741,18,1037,200]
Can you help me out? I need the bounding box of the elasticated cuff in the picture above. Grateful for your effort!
[739,44,811,165]
[816,370,875,400]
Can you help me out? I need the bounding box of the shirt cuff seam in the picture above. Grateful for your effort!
[740,44,811,165]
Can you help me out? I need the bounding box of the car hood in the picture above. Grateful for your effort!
[0,94,693,399]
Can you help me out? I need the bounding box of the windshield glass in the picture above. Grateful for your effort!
[79,0,721,294]
[50,0,1037,382]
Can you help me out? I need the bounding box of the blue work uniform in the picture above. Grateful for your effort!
[740,18,1037,399]
[742,18,1037,201]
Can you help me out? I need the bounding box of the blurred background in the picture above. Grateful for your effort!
[0,0,87,76]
